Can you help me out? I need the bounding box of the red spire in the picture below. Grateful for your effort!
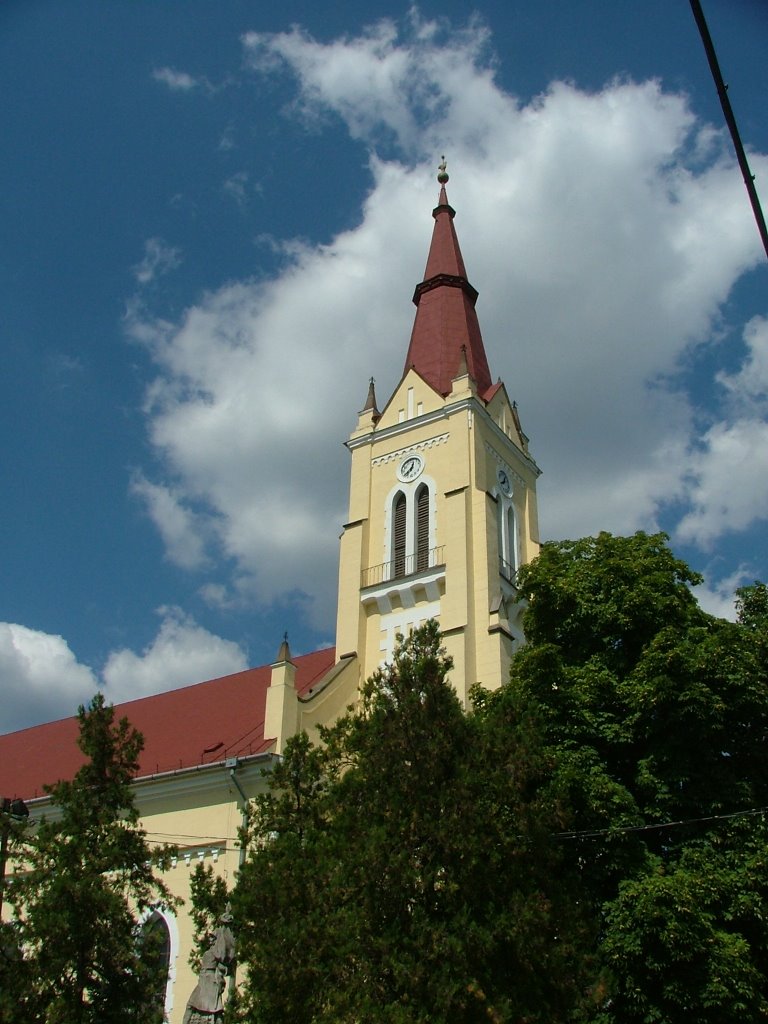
[402,162,492,398]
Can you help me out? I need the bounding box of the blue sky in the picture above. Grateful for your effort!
[1,0,766,733]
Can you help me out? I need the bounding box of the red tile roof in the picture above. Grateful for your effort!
[402,184,493,398]
[0,647,336,801]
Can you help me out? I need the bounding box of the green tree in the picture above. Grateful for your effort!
[0,799,33,1024]
[230,621,592,1023]
[599,818,768,1022]
[2,694,177,1024]
[735,580,768,631]
[188,861,232,971]
[505,531,768,1022]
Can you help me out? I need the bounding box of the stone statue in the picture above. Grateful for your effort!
[182,907,236,1024]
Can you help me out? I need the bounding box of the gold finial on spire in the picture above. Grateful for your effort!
[437,155,449,185]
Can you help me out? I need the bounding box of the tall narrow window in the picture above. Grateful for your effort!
[416,484,429,571]
[140,911,171,1016]
[393,492,407,577]
[506,505,517,571]
[499,502,517,581]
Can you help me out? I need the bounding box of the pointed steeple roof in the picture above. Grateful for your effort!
[402,160,493,398]
[275,632,292,664]
[361,376,380,418]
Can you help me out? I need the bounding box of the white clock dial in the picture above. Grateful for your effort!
[398,454,424,482]
[496,467,512,496]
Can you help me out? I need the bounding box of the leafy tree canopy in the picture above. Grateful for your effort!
[198,534,768,1023]
[1,694,177,1024]
[229,621,594,1023]
[502,531,768,1022]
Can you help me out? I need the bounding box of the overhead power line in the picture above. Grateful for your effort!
[689,0,768,261]
[139,806,768,849]
[554,805,767,841]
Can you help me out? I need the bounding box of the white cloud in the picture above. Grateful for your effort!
[0,623,98,734]
[0,612,249,734]
[8,14,767,735]
[693,565,753,621]
[219,124,236,151]
[198,582,237,610]
[242,12,495,155]
[717,316,768,405]
[152,66,201,92]
[677,317,768,546]
[223,170,251,206]
[132,238,182,286]
[130,472,210,570]
[125,14,766,631]
[676,417,768,546]
[102,607,248,703]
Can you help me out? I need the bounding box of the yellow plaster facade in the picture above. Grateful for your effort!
[336,361,540,706]
[130,757,275,1022]
[148,175,543,1018]
[2,172,542,1023]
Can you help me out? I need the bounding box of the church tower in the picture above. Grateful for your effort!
[335,162,541,702]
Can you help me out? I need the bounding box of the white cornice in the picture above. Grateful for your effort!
[133,754,277,808]
[300,653,357,703]
[484,443,527,489]
[361,565,446,613]
[371,433,449,467]
[347,404,452,449]
[477,407,541,478]
[23,753,278,819]
[348,395,541,478]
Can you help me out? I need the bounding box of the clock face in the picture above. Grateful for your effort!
[497,467,512,496]
[398,454,424,482]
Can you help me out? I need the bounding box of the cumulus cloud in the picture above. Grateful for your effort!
[0,623,98,734]
[0,611,249,734]
[242,12,495,155]
[717,315,768,406]
[677,418,768,546]
[102,607,248,702]
[223,170,252,206]
[677,317,768,546]
[123,13,766,629]
[131,472,209,571]
[152,66,202,92]
[132,238,182,286]
[693,565,753,621]
[7,13,766,735]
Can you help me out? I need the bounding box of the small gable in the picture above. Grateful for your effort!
[374,366,448,430]
[485,381,530,454]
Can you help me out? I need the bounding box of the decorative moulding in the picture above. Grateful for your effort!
[372,433,449,467]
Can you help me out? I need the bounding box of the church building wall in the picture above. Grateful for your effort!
[0,164,542,1024]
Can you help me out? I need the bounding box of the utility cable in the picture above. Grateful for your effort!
[140,806,768,848]
[689,0,768,261]
[554,804,767,841]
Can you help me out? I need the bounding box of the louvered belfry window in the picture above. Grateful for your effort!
[393,492,407,577]
[416,484,429,571]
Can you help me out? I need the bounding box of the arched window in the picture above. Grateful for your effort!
[415,484,430,571]
[140,911,171,1017]
[499,500,517,581]
[386,479,435,581]
[393,492,407,577]
[506,504,517,570]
